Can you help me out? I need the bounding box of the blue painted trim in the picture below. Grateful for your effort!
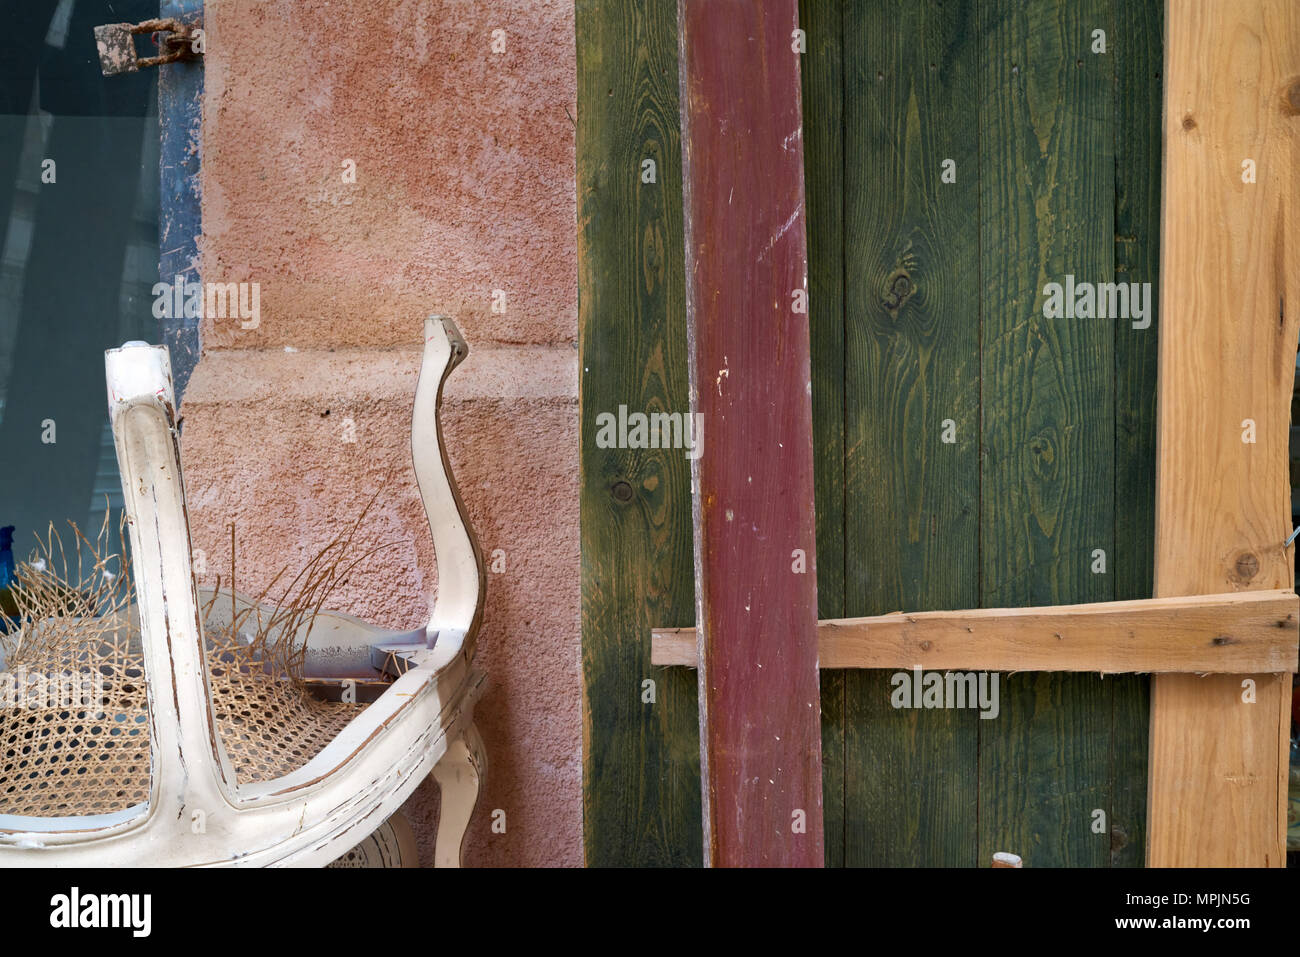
[159,0,203,405]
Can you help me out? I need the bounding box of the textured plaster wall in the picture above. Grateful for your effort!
[184,0,580,867]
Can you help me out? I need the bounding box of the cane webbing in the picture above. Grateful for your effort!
[0,620,365,818]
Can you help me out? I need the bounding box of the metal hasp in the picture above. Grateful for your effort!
[678,0,825,866]
[93,18,202,76]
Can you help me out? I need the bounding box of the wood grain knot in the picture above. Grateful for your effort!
[1110,822,1129,853]
[1181,113,1197,131]
[1026,429,1058,479]
[1231,552,1259,582]
[1284,80,1300,116]
[610,480,635,503]
[882,271,914,314]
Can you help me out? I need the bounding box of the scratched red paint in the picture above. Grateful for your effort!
[678,0,824,867]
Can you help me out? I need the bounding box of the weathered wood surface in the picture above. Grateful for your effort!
[652,589,1300,673]
[800,0,847,868]
[579,0,1166,866]
[160,0,204,403]
[576,0,702,866]
[842,0,981,868]
[678,0,824,867]
[978,0,1116,868]
[1148,0,1300,868]
[1110,0,1163,868]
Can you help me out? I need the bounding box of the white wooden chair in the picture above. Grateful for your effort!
[0,317,486,867]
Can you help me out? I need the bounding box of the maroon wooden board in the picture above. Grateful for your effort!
[677,0,824,867]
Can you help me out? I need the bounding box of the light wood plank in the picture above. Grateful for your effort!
[652,590,1299,673]
[1149,0,1300,868]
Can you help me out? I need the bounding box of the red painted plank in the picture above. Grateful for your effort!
[678,0,824,867]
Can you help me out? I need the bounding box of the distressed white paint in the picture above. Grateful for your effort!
[0,318,485,867]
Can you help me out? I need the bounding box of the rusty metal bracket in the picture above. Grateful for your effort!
[93,18,202,76]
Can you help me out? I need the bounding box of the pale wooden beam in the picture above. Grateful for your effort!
[1150,0,1300,867]
[652,590,1299,673]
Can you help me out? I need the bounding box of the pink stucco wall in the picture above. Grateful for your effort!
[184,0,579,866]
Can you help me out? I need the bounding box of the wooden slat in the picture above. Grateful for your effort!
[652,589,1300,673]
[841,0,981,869]
[799,0,847,868]
[1149,0,1300,868]
[678,0,824,867]
[1110,0,1164,868]
[978,0,1115,868]
[576,0,702,867]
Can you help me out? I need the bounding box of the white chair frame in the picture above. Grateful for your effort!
[0,317,486,867]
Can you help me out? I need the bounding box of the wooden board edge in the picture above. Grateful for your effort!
[650,590,1299,673]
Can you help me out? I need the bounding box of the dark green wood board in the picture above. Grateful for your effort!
[800,0,848,870]
[578,0,1162,867]
[841,0,982,867]
[977,0,1116,868]
[1109,0,1162,868]
[576,0,701,866]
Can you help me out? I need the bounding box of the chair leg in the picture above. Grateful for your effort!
[431,723,485,867]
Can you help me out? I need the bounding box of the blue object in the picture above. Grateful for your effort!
[0,525,13,589]
[159,0,205,405]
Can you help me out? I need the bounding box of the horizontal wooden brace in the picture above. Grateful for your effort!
[650,590,1299,674]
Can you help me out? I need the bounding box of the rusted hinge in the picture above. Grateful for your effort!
[93,18,203,77]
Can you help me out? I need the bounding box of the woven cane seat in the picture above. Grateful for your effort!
[0,620,365,818]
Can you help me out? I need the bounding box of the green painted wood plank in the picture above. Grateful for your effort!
[800,0,847,870]
[576,0,701,867]
[977,0,1115,868]
[842,0,981,867]
[1109,0,1162,868]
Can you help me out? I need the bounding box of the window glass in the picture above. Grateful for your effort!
[0,0,159,563]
